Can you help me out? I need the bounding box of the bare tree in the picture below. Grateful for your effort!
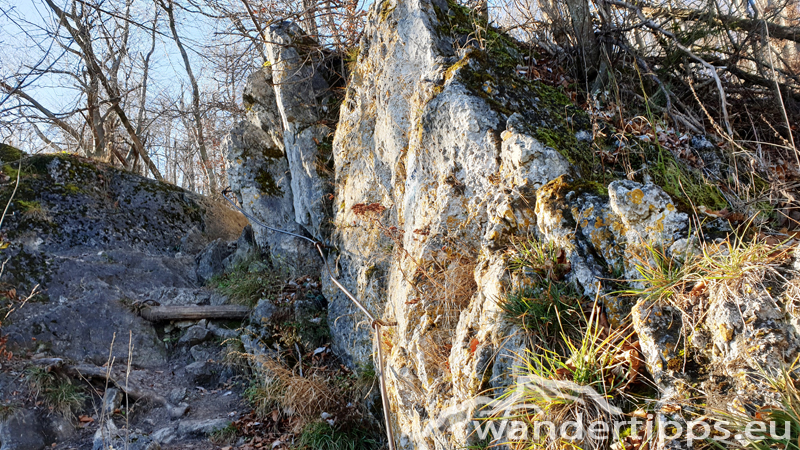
[159,0,219,193]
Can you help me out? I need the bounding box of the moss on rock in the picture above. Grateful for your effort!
[254,168,284,197]
[0,144,23,162]
[433,0,601,182]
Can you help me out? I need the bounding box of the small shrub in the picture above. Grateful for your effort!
[210,258,286,307]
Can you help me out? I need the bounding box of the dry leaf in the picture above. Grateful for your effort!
[689,280,708,297]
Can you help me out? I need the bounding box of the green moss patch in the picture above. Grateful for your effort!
[254,168,284,197]
[0,144,23,162]
[648,146,727,211]
[433,0,602,181]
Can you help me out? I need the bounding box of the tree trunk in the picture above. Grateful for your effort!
[566,0,600,75]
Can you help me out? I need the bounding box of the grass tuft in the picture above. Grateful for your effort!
[25,366,85,417]
[502,237,583,347]
[296,420,381,450]
[210,258,287,307]
[210,423,239,445]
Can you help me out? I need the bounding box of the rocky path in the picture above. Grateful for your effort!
[0,154,256,450]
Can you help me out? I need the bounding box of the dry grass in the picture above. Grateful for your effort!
[246,355,336,422]
[783,272,800,308]
[352,203,479,374]
[624,231,791,330]
[415,251,478,374]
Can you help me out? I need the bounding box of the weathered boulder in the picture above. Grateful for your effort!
[0,409,46,450]
[225,23,341,273]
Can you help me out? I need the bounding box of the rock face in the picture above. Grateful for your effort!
[224,1,800,449]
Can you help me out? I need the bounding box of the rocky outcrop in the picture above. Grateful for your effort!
[225,22,341,274]
[0,154,246,365]
[0,154,249,449]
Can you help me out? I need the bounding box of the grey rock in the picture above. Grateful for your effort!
[45,413,76,442]
[179,227,208,254]
[168,387,186,404]
[264,22,333,238]
[179,325,211,347]
[189,344,214,362]
[176,418,232,437]
[0,409,46,450]
[185,361,215,385]
[222,225,260,269]
[168,403,189,419]
[251,298,276,326]
[151,426,177,445]
[690,135,716,151]
[196,239,235,284]
[1,154,246,369]
[207,323,239,340]
[224,113,319,273]
[102,388,122,416]
[93,420,161,450]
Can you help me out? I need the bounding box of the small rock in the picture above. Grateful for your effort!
[179,325,211,346]
[168,387,186,404]
[168,403,190,419]
[251,298,276,325]
[185,361,215,385]
[174,320,195,329]
[575,130,593,142]
[45,413,75,442]
[690,135,716,151]
[0,409,46,450]
[196,239,235,284]
[222,225,260,269]
[93,420,161,450]
[102,388,122,416]
[207,323,238,339]
[152,426,178,445]
[190,344,213,362]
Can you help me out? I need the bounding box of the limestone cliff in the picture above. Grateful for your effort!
[225,0,800,449]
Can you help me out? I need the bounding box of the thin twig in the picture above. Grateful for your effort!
[762,19,800,166]
[0,157,23,233]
